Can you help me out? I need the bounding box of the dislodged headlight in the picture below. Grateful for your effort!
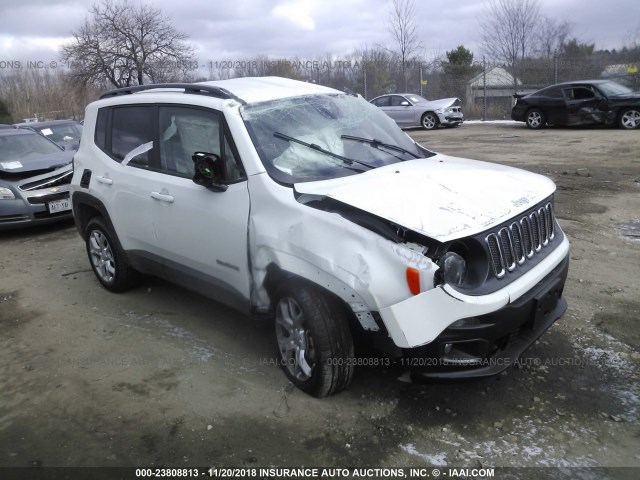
[439,251,467,286]
[0,187,15,200]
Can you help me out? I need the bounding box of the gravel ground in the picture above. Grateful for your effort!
[1,123,639,478]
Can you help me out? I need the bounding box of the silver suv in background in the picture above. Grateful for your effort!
[71,77,568,397]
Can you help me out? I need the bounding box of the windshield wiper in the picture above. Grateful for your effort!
[273,132,374,170]
[340,135,421,159]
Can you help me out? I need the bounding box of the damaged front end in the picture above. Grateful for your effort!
[240,89,569,381]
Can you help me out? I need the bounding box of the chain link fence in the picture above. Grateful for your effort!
[416,56,640,121]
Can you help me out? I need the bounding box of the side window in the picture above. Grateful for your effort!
[390,96,407,106]
[576,88,595,100]
[545,88,563,98]
[372,97,391,107]
[158,106,245,182]
[95,108,108,151]
[567,87,596,100]
[111,106,155,167]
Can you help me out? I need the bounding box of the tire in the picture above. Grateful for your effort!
[274,280,355,397]
[526,109,546,129]
[618,108,640,129]
[85,217,140,292]
[421,112,439,130]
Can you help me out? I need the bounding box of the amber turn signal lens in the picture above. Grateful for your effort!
[406,267,420,295]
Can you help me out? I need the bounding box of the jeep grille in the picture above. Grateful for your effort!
[486,203,556,279]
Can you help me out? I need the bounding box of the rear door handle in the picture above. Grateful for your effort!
[150,191,174,203]
[95,176,113,185]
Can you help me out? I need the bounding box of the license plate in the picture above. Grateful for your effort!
[48,198,71,214]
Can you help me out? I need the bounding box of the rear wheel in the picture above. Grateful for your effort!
[526,109,546,129]
[274,280,354,397]
[421,112,439,130]
[85,217,140,292]
[618,108,640,129]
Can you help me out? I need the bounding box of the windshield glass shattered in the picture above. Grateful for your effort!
[241,93,428,184]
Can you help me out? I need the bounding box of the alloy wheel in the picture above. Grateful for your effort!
[275,296,315,381]
[89,230,116,283]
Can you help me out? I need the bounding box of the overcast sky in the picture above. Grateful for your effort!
[1,0,639,73]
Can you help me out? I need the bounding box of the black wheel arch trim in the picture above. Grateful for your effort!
[72,191,122,249]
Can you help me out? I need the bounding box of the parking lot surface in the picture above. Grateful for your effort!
[1,123,639,473]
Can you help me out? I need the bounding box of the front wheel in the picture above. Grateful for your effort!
[274,280,354,397]
[618,108,640,129]
[526,109,546,129]
[85,217,140,292]
[421,112,439,130]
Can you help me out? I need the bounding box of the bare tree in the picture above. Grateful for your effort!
[61,0,196,88]
[480,0,541,89]
[535,16,571,59]
[387,0,421,90]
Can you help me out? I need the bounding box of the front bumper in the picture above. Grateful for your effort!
[511,106,527,122]
[409,252,568,379]
[380,235,569,349]
[438,112,464,126]
[0,188,72,229]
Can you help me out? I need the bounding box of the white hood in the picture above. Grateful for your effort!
[295,154,556,242]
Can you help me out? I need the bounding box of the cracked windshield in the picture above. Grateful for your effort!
[242,93,427,183]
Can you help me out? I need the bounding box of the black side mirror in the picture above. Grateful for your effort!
[192,152,228,192]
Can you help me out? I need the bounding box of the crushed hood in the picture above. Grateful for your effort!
[421,97,459,110]
[295,153,556,242]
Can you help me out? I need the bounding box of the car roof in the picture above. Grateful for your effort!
[203,76,340,104]
[541,80,613,89]
[101,77,342,106]
[13,119,81,128]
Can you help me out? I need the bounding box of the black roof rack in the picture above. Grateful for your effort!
[99,83,246,104]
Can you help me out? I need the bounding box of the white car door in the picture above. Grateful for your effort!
[96,105,160,255]
[150,106,251,304]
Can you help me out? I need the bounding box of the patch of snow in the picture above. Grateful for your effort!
[400,444,447,466]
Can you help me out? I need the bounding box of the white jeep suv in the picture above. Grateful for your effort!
[71,77,569,397]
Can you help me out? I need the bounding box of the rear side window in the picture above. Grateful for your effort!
[94,105,156,168]
[111,107,155,166]
[542,87,563,98]
[95,109,108,151]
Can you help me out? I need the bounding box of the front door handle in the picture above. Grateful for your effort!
[150,191,174,203]
[95,176,113,185]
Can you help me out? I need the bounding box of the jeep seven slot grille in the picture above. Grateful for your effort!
[486,203,556,279]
